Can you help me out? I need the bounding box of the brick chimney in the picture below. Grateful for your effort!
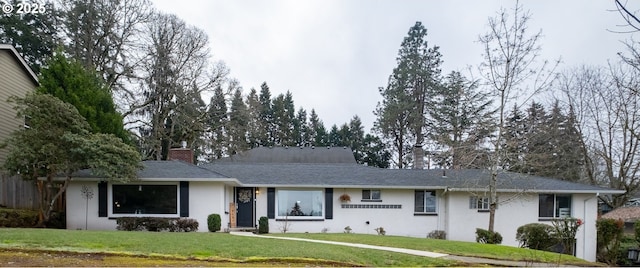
[413,144,424,169]
[168,141,194,164]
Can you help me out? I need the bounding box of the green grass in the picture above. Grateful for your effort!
[0,228,457,267]
[272,233,595,265]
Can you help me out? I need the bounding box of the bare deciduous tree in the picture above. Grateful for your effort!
[478,1,558,232]
[132,12,219,161]
[561,63,640,208]
[58,0,152,93]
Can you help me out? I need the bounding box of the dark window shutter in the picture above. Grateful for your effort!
[98,181,107,217]
[267,188,275,219]
[325,188,333,219]
[180,181,189,217]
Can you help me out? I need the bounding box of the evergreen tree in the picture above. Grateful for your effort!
[374,21,443,169]
[361,134,391,168]
[207,85,228,159]
[348,116,366,162]
[293,108,309,146]
[522,101,551,175]
[37,53,129,143]
[427,71,495,169]
[503,104,526,172]
[227,87,249,155]
[271,91,296,146]
[245,88,262,148]
[258,82,274,146]
[0,0,59,74]
[308,109,328,146]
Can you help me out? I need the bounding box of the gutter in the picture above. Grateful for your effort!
[583,192,599,259]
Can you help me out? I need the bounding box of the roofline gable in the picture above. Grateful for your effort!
[0,44,39,86]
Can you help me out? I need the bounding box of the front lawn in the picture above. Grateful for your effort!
[272,233,595,266]
[0,228,457,267]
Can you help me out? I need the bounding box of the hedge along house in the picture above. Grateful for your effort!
[65,146,623,262]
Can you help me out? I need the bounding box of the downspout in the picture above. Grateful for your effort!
[440,187,449,236]
[583,192,599,259]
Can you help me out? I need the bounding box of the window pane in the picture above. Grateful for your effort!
[469,196,477,209]
[538,194,554,217]
[425,191,436,212]
[362,190,371,200]
[113,185,177,214]
[556,195,571,218]
[371,190,381,200]
[277,190,323,217]
[414,191,425,212]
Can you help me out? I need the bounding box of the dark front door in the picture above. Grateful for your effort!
[236,187,254,227]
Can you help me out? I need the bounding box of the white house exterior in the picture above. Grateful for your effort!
[66,147,623,262]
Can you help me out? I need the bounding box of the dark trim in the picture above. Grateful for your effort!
[267,188,275,219]
[275,218,325,222]
[477,210,490,213]
[325,188,333,219]
[413,213,438,216]
[98,181,107,217]
[361,199,383,202]
[179,181,189,217]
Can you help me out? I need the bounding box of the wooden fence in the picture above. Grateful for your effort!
[0,174,38,209]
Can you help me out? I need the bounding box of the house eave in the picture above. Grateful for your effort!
[448,188,626,195]
[65,177,241,185]
[0,44,39,86]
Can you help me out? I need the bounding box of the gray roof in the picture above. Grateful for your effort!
[202,163,623,194]
[73,160,233,182]
[216,146,356,164]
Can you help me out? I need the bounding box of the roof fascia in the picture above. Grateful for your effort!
[0,44,38,85]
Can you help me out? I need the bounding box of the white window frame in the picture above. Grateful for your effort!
[361,189,381,202]
[275,189,324,220]
[414,190,437,214]
[538,194,572,219]
[469,196,491,211]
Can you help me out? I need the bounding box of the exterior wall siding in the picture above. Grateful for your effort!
[446,191,597,262]
[260,188,444,237]
[0,47,38,209]
[66,181,599,261]
[0,49,36,168]
[66,181,228,232]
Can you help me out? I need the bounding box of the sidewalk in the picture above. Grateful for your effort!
[229,231,572,267]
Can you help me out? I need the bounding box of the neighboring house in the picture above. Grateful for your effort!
[65,146,624,262]
[0,44,39,209]
[601,206,640,234]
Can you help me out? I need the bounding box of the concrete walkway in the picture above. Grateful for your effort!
[229,231,572,267]
[230,231,447,258]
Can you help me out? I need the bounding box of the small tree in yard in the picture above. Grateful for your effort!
[1,93,141,227]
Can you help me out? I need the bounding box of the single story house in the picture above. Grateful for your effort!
[65,146,624,262]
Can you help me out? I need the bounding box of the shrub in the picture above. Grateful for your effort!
[427,230,446,240]
[516,223,556,250]
[258,216,269,234]
[596,218,624,265]
[175,218,199,232]
[207,214,221,232]
[475,228,502,244]
[116,217,198,232]
[144,217,173,232]
[635,220,640,246]
[0,208,38,228]
[552,218,582,255]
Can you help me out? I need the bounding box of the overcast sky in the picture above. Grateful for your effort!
[151,0,631,131]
